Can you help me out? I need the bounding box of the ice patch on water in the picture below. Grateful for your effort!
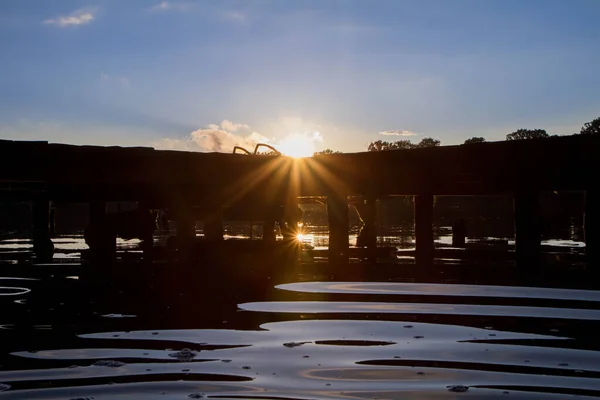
[168,348,197,362]
[91,360,125,367]
[283,341,311,348]
[447,385,469,392]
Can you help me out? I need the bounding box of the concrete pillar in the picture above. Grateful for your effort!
[175,204,196,247]
[89,201,106,226]
[262,221,276,241]
[204,210,224,241]
[86,201,116,262]
[414,193,434,265]
[138,205,155,261]
[514,191,541,270]
[327,193,349,264]
[32,199,54,262]
[585,188,599,268]
[49,205,56,238]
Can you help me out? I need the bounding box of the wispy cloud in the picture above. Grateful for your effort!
[150,1,171,11]
[100,72,131,87]
[222,10,247,22]
[149,1,191,12]
[44,9,95,27]
[379,130,418,136]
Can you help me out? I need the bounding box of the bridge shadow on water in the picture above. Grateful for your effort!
[1,237,600,399]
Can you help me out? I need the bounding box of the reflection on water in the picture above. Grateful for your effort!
[0,227,598,399]
[0,223,587,260]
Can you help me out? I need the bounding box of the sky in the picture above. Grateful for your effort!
[1,0,599,154]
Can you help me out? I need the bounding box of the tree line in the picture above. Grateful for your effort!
[313,116,600,155]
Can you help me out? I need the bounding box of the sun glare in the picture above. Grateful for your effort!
[276,132,321,158]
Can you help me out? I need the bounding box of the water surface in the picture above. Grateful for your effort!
[0,231,599,399]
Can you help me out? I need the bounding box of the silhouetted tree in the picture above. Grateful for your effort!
[313,149,342,156]
[367,138,442,151]
[416,137,441,148]
[506,129,549,141]
[367,140,395,151]
[393,140,415,149]
[463,137,486,144]
[368,140,414,151]
[580,117,600,135]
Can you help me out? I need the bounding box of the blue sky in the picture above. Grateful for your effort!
[1,0,599,153]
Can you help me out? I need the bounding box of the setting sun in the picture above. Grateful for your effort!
[276,132,322,158]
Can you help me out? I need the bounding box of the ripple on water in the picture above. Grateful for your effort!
[0,286,31,296]
[1,246,599,400]
[277,281,600,303]
[239,300,600,320]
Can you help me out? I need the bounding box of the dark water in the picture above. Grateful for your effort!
[1,229,600,399]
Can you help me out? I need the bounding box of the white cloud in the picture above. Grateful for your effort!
[152,119,324,157]
[44,9,95,27]
[220,119,250,132]
[152,120,268,153]
[149,1,191,12]
[379,130,418,136]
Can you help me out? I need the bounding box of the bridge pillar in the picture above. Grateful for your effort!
[328,193,349,264]
[32,199,54,262]
[204,210,224,242]
[89,201,106,226]
[87,201,116,262]
[514,191,541,272]
[262,221,276,241]
[175,205,196,248]
[414,193,434,265]
[585,188,600,269]
[49,204,56,238]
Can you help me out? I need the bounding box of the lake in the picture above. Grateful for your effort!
[1,226,599,399]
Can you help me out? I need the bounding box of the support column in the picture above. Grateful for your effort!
[262,221,276,241]
[585,188,599,269]
[49,205,56,238]
[89,202,106,226]
[204,210,224,242]
[175,204,196,248]
[86,201,115,262]
[514,191,541,271]
[327,193,349,264]
[138,204,155,261]
[32,199,54,262]
[414,193,434,265]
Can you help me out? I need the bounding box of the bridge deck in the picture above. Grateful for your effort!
[1,135,597,208]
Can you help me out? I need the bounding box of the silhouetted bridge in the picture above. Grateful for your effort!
[1,135,598,266]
